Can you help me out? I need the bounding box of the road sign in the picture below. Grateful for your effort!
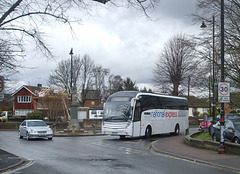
[0,76,4,93]
[218,82,230,103]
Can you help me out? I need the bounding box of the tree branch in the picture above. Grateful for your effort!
[0,0,23,25]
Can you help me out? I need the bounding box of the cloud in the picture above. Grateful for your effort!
[15,0,200,89]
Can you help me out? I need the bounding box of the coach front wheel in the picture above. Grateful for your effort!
[145,126,152,139]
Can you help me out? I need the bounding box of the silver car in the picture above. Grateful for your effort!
[18,120,53,140]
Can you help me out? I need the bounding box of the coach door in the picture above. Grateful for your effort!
[132,101,141,137]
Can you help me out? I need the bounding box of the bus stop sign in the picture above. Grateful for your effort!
[218,82,230,103]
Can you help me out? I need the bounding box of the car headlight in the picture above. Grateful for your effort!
[47,128,53,134]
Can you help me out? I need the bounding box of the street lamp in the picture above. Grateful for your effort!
[219,0,225,154]
[67,48,80,133]
[69,48,73,103]
[200,16,216,127]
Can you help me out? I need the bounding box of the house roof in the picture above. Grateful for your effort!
[12,85,41,96]
[86,90,101,100]
[184,96,209,108]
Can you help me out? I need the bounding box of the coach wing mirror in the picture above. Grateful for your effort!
[131,98,139,107]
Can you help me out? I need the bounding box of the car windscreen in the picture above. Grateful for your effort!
[233,121,240,130]
[27,121,47,127]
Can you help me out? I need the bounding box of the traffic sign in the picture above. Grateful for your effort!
[0,76,4,93]
[218,82,230,103]
[0,76,4,101]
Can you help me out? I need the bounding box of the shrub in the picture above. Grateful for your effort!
[26,110,44,120]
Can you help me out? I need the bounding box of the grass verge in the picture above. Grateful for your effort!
[192,132,212,140]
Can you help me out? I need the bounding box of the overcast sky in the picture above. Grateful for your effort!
[12,0,200,91]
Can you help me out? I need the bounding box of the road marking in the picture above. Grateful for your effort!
[92,142,151,156]
[2,160,34,174]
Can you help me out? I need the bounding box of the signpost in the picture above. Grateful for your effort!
[0,76,4,101]
[218,82,230,103]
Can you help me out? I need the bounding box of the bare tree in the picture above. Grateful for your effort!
[80,54,95,106]
[153,34,204,96]
[192,0,240,87]
[107,74,124,95]
[92,65,110,100]
[48,55,82,95]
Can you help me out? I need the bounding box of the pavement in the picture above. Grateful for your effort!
[151,134,240,172]
[0,149,25,173]
[1,132,240,173]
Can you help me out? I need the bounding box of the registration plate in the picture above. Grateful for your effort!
[39,134,46,137]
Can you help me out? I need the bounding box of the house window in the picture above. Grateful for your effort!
[18,96,32,103]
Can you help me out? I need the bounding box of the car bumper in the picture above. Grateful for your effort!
[28,133,53,139]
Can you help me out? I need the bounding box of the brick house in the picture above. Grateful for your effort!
[12,84,42,116]
[83,90,102,108]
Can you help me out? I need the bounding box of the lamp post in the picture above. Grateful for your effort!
[200,15,216,130]
[219,0,225,154]
[200,0,225,154]
[69,48,73,103]
[67,48,80,133]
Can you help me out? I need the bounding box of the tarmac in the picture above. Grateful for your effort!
[1,132,240,173]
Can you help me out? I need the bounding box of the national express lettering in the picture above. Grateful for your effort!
[150,110,178,118]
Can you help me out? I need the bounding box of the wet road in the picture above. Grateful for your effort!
[0,130,236,174]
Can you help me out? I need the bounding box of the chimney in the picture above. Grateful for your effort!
[37,84,42,88]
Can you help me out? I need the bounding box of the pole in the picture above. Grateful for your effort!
[188,76,190,102]
[212,15,216,120]
[69,48,73,103]
[219,0,225,154]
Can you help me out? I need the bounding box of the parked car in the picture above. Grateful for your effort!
[0,111,12,122]
[199,117,213,130]
[209,113,240,136]
[212,118,240,144]
[18,120,53,140]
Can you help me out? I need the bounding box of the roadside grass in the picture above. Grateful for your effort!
[192,132,212,140]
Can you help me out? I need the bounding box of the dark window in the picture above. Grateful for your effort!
[133,101,141,122]
[21,121,26,126]
[138,95,188,111]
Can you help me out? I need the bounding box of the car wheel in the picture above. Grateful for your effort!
[234,137,239,144]
[48,137,53,140]
[212,133,217,142]
[26,132,30,141]
[18,131,23,139]
[145,126,152,139]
